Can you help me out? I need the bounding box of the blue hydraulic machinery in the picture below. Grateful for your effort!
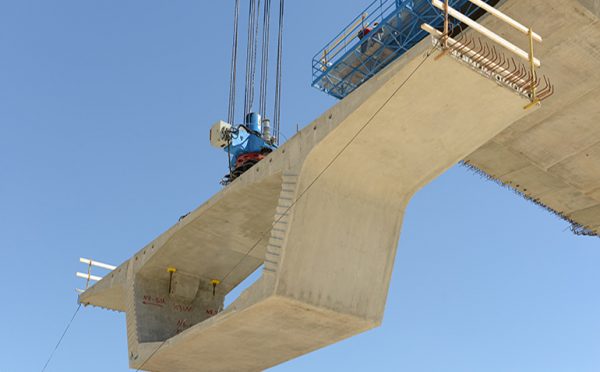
[210,113,277,184]
[212,0,285,184]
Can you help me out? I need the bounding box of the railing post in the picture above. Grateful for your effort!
[524,27,540,109]
[77,258,117,293]
[85,261,92,289]
[443,0,449,47]
[434,0,450,61]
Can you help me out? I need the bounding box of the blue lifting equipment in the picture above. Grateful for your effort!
[214,0,285,185]
[311,0,496,99]
[226,112,277,177]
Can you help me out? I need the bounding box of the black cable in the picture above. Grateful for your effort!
[221,50,433,283]
[238,124,263,137]
[41,304,82,372]
[227,141,233,177]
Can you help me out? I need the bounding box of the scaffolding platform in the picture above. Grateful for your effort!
[312,0,495,99]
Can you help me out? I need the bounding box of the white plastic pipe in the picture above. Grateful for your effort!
[80,257,117,271]
[76,272,103,282]
[431,0,541,67]
[468,0,542,42]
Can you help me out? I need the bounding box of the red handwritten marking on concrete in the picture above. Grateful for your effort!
[173,304,193,313]
[206,309,218,316]
[176,319,189,334]
[142,295,166,307]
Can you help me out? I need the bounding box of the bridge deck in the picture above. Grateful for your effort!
[80,0,600,370]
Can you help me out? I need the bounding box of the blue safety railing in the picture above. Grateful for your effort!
[312,0,494,99]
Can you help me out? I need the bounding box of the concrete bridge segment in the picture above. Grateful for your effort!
[80,0,600,370]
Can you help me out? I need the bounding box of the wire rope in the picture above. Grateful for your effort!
[244,0,258,116]
[251,0,262,115]
[40,304,82,372]
[259,0,272,119]
[273,0,285,145]
[228,0,241,125]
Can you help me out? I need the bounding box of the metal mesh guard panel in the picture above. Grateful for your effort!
[312,0,492,99]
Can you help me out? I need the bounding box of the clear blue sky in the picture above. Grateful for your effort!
[1,1,599,371]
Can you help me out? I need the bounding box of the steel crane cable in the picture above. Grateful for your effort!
[273,0,285,145]
[40,304,82,372]
[220,48,434,284]
[258,0,272,119]
[227,0,241,125]
[244,0,257,115]
[251,0,262,113]
[244,0,262,116]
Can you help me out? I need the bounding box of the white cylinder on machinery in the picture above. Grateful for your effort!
[210,120,233,148]
[262,118,271,141]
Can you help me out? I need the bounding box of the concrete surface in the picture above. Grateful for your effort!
[79,0,600,370]
[465,0,600,235]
